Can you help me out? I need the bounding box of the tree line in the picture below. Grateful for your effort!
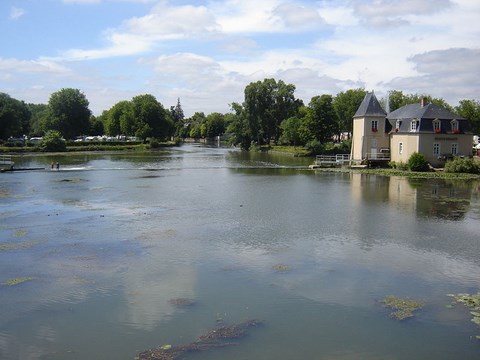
[1,80,480,150]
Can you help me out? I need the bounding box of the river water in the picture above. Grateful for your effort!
[1,144,479,359]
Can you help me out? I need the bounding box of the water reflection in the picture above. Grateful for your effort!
[350,173,480,221]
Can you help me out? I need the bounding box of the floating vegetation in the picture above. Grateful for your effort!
[0,240,42,251]
[14,229,28,237]
[168,298,196,307]
[272,264,290,272]
[382,295,424,320]
[3,276,34,286]
[57,178,88,183]
[448,292,480,340]
[136,320,261,360]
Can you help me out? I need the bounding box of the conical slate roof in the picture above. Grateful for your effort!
[353,92,386,118]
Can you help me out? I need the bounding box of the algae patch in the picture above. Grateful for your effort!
[0,240,43,252]
[3,276,34,286]
[382,295,424,320]
[272,264,290,272]
[448,292,480,340]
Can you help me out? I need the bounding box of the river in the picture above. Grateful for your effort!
[1,144,479,359]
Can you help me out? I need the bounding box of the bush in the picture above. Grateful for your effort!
[40,130,66,152]
[407,152,430,172]
[389,161,408,170]
[147,137,160,149]
[444,157,480,174]
[305,140,324,156]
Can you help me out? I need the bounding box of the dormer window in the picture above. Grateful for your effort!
[433,119,441,134]
[395,120,401,132]
[410,119,418,132]
[371,120,378,132]
[451,119,460,134]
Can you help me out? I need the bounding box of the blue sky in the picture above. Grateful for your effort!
[1,0,479,117]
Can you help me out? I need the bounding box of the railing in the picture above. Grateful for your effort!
[0,155,14,165]
[365,152,390,161]
[315,154,351,165]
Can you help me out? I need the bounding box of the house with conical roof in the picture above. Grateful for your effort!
[351,92,389,162]
[351,92,473,167]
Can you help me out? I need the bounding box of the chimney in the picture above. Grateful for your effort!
[420,97,427,107]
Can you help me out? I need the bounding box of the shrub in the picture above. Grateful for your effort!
[389,161,408,170]
[407,152,429,172]
[40,130,66,152]
[305,140,324,156]
[444,157,480,174]
[148,137,160,149]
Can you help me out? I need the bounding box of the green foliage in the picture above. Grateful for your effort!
[0,93,31,139]
[40,130,66,152]
[333,88,366,135]
[455,99,480,134]
[279,116,303,146]
[382,295,424,320]
[147,137,160,148]
[131,94,173,141]
[304,140,324,156]
[407,152,430,172]
[46,88,91,139]
[304,95,339,143]
[243,78,302,145]
[386,90,452,112]
[444,157,480,174]
[202,112,225,138]
[389,161,408,170]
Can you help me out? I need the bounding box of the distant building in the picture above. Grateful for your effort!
[351,92,473,167]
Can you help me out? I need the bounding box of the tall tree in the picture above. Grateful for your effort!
[387,90,452,112]
[28,103,48,136]
[456,99,480,134]
[202,112,225,139]
[0,93,31,140]
[45,88,91,139]
[243,78,301,145]
[104,100,133,136]
[333,88,366,138]
[304,95,339,143]
[131,94,173,141]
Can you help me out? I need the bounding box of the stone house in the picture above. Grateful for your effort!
[351,92,473,167]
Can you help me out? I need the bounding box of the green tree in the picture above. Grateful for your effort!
[45,88,91,139]
[89,115,104,136]
[304,95,339,143]
[203,112,225,138]
[226,102,251,149]
[28,103,48,136]
[104,100,134,136]
[0,93,31,140]
[40,130,66,152]
[386,91,452,112]
[456,99,480,134]
[333,88,366,138]
[243,78,301,145]
[131,94,173,141]
[279,116,302,147]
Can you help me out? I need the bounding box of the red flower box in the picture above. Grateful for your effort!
[434,129,442,134]
[453,129,460,134]
[372,128,378,132]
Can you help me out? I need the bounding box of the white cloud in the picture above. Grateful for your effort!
[9,6,25,20]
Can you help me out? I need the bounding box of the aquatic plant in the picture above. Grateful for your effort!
[448,292,480,340]
[382,295,424,320]
[0,240,42,251]
[14,229,28,237]
[272,264,290,272]
[136,320,261,360]
[168,298,196,307]
[3,276,34,286]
